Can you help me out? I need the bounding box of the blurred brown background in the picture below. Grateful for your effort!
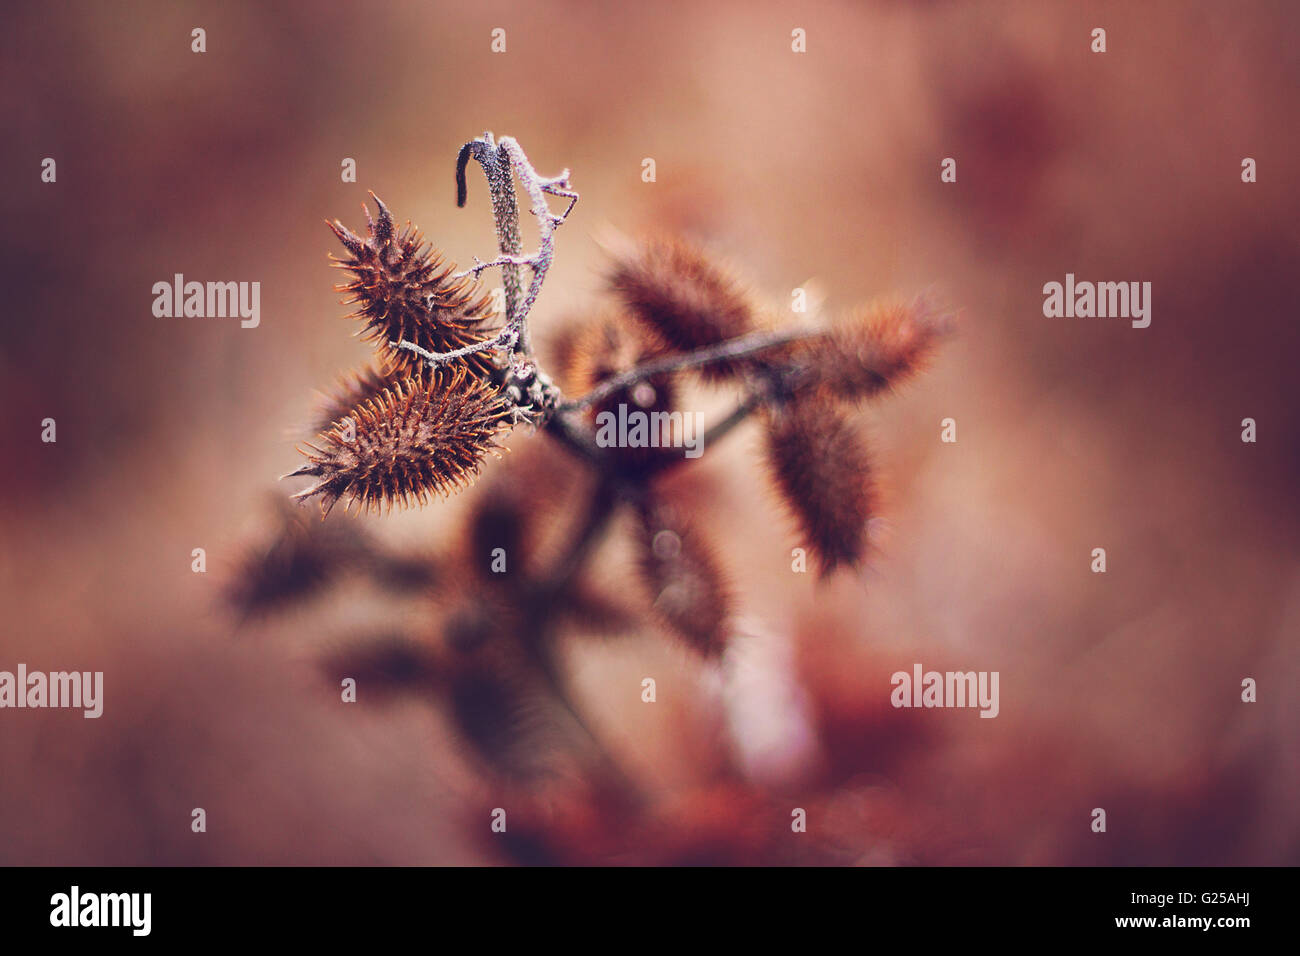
[0,0,1297,864]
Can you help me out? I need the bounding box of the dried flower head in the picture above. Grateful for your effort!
[607,238,757,380]
[311,363,406,436]
[226,496,369,618]
[762,398,878,575]
[796,295,944,404]
[443,629,579,781]
[260,137,953,861]
[637,500,731,656]
[329,192,499,380]
[289,367,512,515]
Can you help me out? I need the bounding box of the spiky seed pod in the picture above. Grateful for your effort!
[637,500,731,656]
[328,191,499,380]
[795,296,943,404]
[607,238,757,380]
[442,619,575,781]
[466,484,528,585]
[225,497,369,618]
[762,398,878,576]
[311,363,409,436]
[289,367,512,515]
[449,664,557,781]
[555,312,683,474]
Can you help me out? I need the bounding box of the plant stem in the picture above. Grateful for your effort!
[456,134,523,332]
[545,478,619,595]
[453,133,577,362]
[518,477,640,797]
[556,327,815,413]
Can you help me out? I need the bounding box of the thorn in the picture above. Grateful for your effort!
[327,220,364,257]
[368,191,394,244]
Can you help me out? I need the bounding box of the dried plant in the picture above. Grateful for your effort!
[606,237,759,380]
[762,397,879,575]
[328,195,499,380]
[244,132,949,864]
[287,367,512,515]
[635,497,731,656]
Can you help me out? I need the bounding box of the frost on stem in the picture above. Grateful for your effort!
[288,131,948,587]
[393,133,578,400]
[268,132,954,839]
